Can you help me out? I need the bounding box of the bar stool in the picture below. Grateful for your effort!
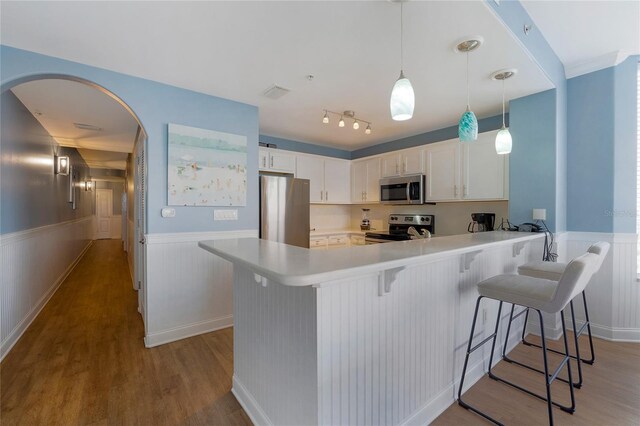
[457,252,599,425]
[506,242,609,389]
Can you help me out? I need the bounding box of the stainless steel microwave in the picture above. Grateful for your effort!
[379,175,425,205]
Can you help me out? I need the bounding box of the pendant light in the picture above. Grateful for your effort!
[491,69,517,155]
[455,37,483,142]
[390,1,414,121]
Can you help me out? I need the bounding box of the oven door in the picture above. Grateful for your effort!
[380,175,424,205]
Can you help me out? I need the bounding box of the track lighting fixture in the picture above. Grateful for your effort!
[321,110,372,135]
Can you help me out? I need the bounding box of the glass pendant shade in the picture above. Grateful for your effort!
[495,126,512,155]
[458,107,478,142]
[390,71,415,121]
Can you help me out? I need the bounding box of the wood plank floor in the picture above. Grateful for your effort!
[2,239,639,425]
[1,240,250,426]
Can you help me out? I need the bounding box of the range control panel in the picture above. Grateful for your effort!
[388,214,433,225]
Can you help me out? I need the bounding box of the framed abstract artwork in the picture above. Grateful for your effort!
[168,124,247,206]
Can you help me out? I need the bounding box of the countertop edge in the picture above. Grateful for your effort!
[198,233,544,287]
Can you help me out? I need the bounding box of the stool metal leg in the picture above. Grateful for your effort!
[488,308,576,420]
[580,291,596,364]
[503,303,584,388]
[520,291,595,365]
[458,297,505,425]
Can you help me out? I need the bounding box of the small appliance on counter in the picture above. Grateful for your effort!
[365,214,435,244]
[360,208,371,231]
[468,213,496,233]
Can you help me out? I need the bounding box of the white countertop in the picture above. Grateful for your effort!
[199,231,544,287]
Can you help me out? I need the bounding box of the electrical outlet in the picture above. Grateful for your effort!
[214,209,238,221]
[161,207,176,218]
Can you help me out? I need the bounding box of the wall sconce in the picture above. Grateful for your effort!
[55,155,70,175]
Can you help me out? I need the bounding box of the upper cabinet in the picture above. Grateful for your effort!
[424,142,460,201]
[380,147,424,177]
[461,130,506,200]
[424,130,508,202]
[352,157,381,203]
[297,154,350,204]
[259,148,296,174]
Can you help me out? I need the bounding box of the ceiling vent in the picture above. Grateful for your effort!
[73,123,103,131]
[262,85,291,100]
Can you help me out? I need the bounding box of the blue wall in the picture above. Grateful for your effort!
[1,45,259,234]
[567,57,638,233]
[1,90,92,233]
[259,134,351,159]
[351,114,506,159]
[509,89,558,231]
[613,57,638,233]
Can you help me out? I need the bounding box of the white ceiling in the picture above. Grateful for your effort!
[1,1,555,150]
[11,79,139,169]
[522,0,640,77]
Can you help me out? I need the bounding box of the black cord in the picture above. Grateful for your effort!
[538,220,557,262]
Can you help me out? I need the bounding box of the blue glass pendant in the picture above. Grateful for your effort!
[458,107,478,142]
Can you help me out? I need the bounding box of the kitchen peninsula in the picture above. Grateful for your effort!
[199,231,545,425]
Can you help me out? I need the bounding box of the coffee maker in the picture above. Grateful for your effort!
[468,213,496,233]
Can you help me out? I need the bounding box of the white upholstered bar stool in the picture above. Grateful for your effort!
[457,252,599,426]
[508,242,610,389]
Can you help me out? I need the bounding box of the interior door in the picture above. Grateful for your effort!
[133,130,147,320]
[96,189,113,239]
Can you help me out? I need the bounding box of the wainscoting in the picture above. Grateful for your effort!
[143,229,258,347]
[559,231,639,341]
[0,216,93,360]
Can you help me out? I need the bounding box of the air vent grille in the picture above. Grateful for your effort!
[262,85,290,100]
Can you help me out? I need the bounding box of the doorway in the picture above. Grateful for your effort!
[96,189,113,239]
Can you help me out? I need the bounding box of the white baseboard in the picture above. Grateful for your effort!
[564,317,640,342]
[401,384,454,426]
[143,314,233,348]
[232,376,273,426]
[0,240,93,361]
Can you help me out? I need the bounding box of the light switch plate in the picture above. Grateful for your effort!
[161,207,176,218]
[214,209,238,221]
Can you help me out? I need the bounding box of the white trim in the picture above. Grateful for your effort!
[400,384,453,426]
[564,317,640,342]
[563,231,638,244]
[1,240,93,361]
[145,229,258,244]
[0,216,93,246]
[143,314,233,347]
[566,50,630,79]
[232,376,274,426]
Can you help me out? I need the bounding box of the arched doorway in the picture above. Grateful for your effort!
[1,74,148,325]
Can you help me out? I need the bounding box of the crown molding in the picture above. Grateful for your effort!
[565,50,630,79]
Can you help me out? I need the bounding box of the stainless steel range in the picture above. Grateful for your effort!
[365,214,435,244]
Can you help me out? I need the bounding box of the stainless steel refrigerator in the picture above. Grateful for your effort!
[259,174,310,248]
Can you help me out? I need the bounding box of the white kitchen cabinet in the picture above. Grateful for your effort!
[424,131,507,202]
[462,130,506,200]
[350,235,366,246]
[296,154,350,204]
[380,147,423,177]
[351,157,381,203]
[310,237,328,249]
[424,141,461,201]
[327,234,349,247]
[259,148,296,174]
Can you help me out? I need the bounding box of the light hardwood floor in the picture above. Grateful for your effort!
[2,240,639,425]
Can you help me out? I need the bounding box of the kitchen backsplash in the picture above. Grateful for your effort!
[350,201,509,236]
[310,204,352,231]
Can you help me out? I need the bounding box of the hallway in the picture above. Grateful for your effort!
[0,240,250,425]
